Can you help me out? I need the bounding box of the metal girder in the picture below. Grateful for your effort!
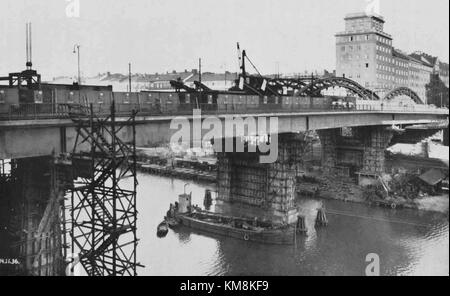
[170,80,196,93]
[0,70,41,89]
[233,75,380,100]
[193,81,215,92]
[383,87,424,104]
[296,77,380,100]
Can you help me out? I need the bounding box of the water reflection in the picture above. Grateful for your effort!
[129,173,449,276]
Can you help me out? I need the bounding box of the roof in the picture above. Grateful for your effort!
[147,72,194,83]
[409,52,437,67]
[419,169,448,186]
[345,12,385,23]
[186,72,238,83]
[392,48,410,61]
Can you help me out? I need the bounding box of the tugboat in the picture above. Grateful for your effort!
[171,188,301,245]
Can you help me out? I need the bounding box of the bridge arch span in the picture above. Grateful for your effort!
[297,77,380,100]
[383,87,423,104]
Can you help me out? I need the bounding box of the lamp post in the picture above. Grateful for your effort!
[73,44,81,84]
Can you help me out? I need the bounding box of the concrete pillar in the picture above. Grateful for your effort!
[216,134,306,225]
[317,129,340,174]
[359,126,394,175]
[216,152,232,203]
[444,128,449,147]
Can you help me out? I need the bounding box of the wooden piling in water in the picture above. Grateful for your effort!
[296,215,308,234]
[315,208,328,227]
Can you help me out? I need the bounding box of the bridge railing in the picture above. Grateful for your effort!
[0,104,70,120]
[356,103,448,114]
[0,102,448,121]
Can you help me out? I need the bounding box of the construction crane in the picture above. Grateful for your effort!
[0,23,41,88]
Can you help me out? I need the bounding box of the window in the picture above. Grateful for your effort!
[366,63,369,68]
[98,92,104,103]
[0,90,5,103]
[68,91,75,103]
[34,90,43,104]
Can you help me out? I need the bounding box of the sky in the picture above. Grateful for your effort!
[0,0,449,80]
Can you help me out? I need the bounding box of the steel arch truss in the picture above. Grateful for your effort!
[296,77,380,100]
[235,75,380,100]
[383,87,423,104]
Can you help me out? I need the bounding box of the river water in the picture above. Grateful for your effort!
[131,173,449,276]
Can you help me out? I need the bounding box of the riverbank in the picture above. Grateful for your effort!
[296,177,449,214]
[136,161,216,183]
[135,150,448,214]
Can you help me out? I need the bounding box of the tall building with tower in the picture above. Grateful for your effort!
[335,13,393,96]
[335,12,448,103]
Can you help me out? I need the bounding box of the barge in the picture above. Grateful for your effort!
[171,192,304,245]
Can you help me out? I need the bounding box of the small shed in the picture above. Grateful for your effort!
[418,169,448,193]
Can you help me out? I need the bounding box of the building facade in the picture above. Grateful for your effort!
[410,52,450,88]
[185,72,238,91]
[335,12,446,104]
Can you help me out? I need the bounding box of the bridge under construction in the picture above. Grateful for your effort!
[0,30,448,276]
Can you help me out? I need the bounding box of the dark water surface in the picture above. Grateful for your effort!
[129,173,449,276]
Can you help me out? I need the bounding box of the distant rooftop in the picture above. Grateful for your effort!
[392,48,410,61]
[186,72,238,83]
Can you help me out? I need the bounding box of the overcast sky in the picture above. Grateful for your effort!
[0,0,449,80]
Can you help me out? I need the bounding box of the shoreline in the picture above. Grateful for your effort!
[304,190,449,215]
[137,166,448,215]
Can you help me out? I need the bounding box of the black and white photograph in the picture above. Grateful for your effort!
[0,0,448,280]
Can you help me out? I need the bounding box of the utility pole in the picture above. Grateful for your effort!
[276,61,280,79]
[128,63,132,92]
[197,58,202,109]
[199,58,202,86]
[73,44,81,84]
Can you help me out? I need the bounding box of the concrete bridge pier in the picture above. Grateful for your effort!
[317,129,340,174]
[358,126,394,175]
[215,133,312,225]
[317,126,394,180]
[443,127,449,146]
[0,156,69,276]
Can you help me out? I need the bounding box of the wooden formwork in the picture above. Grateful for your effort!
[0,157,67,276]
[216,133,312,223]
